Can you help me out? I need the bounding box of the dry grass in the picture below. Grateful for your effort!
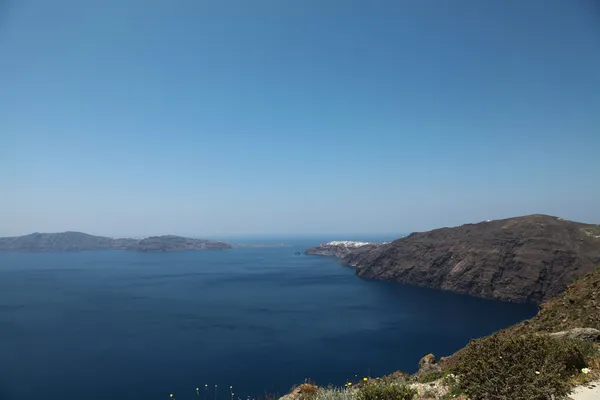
[357,379,415,400]
[312,388,357,400]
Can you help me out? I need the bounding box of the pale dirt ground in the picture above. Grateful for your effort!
[569,380,600,400]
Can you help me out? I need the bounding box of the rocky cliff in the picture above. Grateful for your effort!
[308,215,600,303]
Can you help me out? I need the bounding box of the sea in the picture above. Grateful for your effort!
[0,236,537,400]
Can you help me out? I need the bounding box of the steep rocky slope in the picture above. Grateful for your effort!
[507,264,600,334]
[438,264,600,382]
[308,215,600,303]
[345,215,600,303]
[279,265,600,400]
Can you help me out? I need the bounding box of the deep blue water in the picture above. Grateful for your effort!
[0,237,537,400]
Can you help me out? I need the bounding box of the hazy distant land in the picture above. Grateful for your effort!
[0,232,235,252]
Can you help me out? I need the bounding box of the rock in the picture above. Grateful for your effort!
[415,353,442,380]
[278,383,319,400]
[549,328,600,342]
[409,379,451,399]
[341,215,600,303]
[278,390,298,400]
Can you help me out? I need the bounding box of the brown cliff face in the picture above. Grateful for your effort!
[342,215,600,303]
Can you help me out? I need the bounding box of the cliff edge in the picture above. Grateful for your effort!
[307,215,600,303]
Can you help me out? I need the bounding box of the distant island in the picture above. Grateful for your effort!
[305,214,600,303]
[130,235,232,252]
[0,232,232,252]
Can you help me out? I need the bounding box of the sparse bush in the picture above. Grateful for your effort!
[453,333,586,400]
[434,374,464,399]
[357,380,415,400]
[571,343,600,385]
[508,266,600,335]
[441,374,462,398]
[417,371,445,383]
[313,388,357,400]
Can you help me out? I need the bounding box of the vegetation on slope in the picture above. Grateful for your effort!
[312,265,600,400]
[507,265,600,334]
[283,380,416,400]
[173,266,600,400]
[452,334,587,400]
[441,266,600,399]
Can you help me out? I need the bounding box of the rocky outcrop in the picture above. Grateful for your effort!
[308,215,600,303]
[305,241,380,258]
[549,328,600,342]
[414,354,443,381]
[0,232,232,252]
[278,383,319,400]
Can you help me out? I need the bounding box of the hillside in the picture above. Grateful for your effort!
[308,215,600,303]
[278,266,600,400]
[507,264,600,334]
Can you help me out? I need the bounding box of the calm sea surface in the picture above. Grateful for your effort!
[0,236,537,400]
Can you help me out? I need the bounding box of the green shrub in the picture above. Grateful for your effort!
[417,371,445,383]
[357,380,415,400]
[440,375,463,399]
[453,333,586,400]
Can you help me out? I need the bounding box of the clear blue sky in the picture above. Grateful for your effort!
[1,0,599,237]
